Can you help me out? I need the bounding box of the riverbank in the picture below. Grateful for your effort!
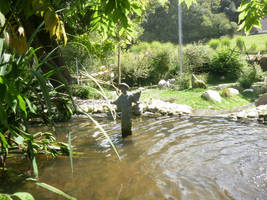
[74,95,267,124]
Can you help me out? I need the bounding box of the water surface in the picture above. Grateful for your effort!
[1,116,267,200]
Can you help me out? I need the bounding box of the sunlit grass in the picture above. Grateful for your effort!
[208,33,267,54]
[140,88,258,110]
[231,34,267,54]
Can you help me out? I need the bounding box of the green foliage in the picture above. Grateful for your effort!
[220,0,241,23]
[221,37,231,47]
[237,0,267,34]
[120,52,150,86]
[184,43,214,74]
[176,73,192,90]
[118,42,178,86]
[149,51,170,82]
[239,63,264,88]
[209,39,220,50]
[235,36,245,51]
[0,192,34,200]
[209,48,245,80]
[0,23,73,179]
[73,86,101,99]
[141,87,256,109]
[141,0,237,44]
[27,178,77,200]
[62,33,115,73]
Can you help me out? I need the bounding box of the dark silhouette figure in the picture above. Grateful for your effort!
[112,83,141,138]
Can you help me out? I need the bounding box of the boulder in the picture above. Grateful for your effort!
[222,88,239,97]
[259,56,267,71]
[255,93,267,106]
[143,99,192,115]
[158,80,167,89]
[243,88,254,93]
[158,79,175,89]
[202,90,222,103]
[168,78,175,84]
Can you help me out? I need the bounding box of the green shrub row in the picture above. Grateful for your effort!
[117,41,263,87]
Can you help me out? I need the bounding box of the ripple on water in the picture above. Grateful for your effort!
[4,116,267,200]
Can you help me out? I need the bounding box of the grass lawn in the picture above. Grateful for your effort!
[140,88,258,110]
[230,34,267,54]
[208,33,267,54]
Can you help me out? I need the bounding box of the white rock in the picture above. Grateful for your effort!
[222,88,239,97]
[168,78,175,84]
[158,80,167,89]
[145,99,192,115]
[202,90,222,103]
[243,88,254,93]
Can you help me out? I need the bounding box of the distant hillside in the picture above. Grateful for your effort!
[140,0,240,44]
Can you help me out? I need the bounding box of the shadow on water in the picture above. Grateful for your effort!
[1,116,267,200]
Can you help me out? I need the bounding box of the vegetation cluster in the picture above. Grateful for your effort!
[0,0,267,199]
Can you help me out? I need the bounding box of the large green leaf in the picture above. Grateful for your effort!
[0,194,12,200]
[0,11,5,26]
[12,192,35,200]
[30,70,53,125]
[24,97,36,114]
[17,95,27,116]
[26,178,77,200]
[0,132,8,153]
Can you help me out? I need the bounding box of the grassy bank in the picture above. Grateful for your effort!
[208,33,267,54]
[140,88,258,110]
[231,34,267,54]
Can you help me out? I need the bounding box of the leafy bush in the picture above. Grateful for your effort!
[120,52,151,86]
[120,42,179,86]
[221,37,231,47]
[235,37,245,51]
[209,48,245,81]
[176,73,192,90]
[184,43,214,74]
[149,51,170,83]
[239,63,264,88]
[73,86,101,99]
[209,39,220,50]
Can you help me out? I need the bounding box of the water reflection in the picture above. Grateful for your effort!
[1,116,267,200]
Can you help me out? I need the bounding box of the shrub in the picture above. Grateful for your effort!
[209,48,245,81]
[221,37,231,47]
[73,86,101,99]
[149,51,170,83]
[120,52,151,86]
[235,37,245,51]
[239,63,264,88]
[120,42,179,86]
[209,39,220,50]
[176,73,192,90]
[184,43,214,74]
